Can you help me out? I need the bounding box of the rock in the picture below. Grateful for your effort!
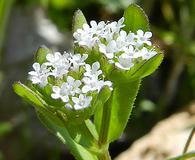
[115,103,195,160]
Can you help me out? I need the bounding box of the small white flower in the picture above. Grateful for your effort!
[82,75,112,93]
[50,66,69,78]
[46,52,70,78]
[46,52,62,65]
[90,20,106,35]
[72,94,92,110]
[115,54,134,70]
[141,47,157,60]
[99,40,117,59]
[51,76,81,102]
[63,76,82,96]
[135,30,152,47]
[122,45,135,57]
[28,62,49,87]
[84,62,102,78]
[82,76,103,93]
[51,85,69,103]
[126,32,136,45]
[69,54,88,71]
[106,17,125,34]
[116,30,128,50]
[73,24,99,49]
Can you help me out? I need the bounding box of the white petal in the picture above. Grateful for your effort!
[99,44,106,54]
[65,103,72,109]
[75,80,82,87]
[67,76,75,84]
[105,53,114,59]
[92,62,100,71]
[82,85,91,93]
[30,77,40,84]
[137,30,144,37]
[61,95,69,103]
[120,30,127,39]
[28,71,38,76]
[72,96,79,104]
[90,20,97,28]
[145,32,152,38]
[51,93,60,99]
[107,40,116,51]
[74,104,83,110]
[32,63,40,71]
[82,77,91,84]
[145,41,152,46]
[82,54,88,61]
[104,81,112,87]
[84,64,91,72]
[79,94,85,99]
[83,24,90,31]
[115,62,130,70]
[46,54,54,62]
[98,21,105,28]
[52,86,60,93]
[118,17,124,25]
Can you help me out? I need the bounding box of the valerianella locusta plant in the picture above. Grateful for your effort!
[13,4,163,160]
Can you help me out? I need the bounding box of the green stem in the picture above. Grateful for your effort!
[167,152,195,160]
[98,150,111,160]
[98,98,112,145]
[182,127,195,154]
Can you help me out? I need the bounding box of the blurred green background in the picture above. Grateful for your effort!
[0,0,195,159]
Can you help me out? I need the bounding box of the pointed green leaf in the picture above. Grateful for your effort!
[123,4,149,32]
[13,82,47,108]
[109,52,164,83]
[95,80,141,143]
[34,45,51,64]
[128,53,164,80]
[72,9,87,33]
[37,108,98,160]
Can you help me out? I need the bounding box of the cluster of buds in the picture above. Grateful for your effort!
[74,17,157,70]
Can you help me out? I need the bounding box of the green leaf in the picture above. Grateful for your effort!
[128,52,164,80]
[13,82,47,108]
[109,53,164,83]
[36,108,98,160]
[95,80,141,144]
[72,9,87,33]
[66,121,100,155]
[123,4,150,32]
[13,83,100,155]
[34,45,51,64]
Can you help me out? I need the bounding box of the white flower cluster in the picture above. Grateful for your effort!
[73,18,157,70]
[28,52,112,110]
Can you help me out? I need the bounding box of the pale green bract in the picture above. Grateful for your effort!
[13,4,163,160]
